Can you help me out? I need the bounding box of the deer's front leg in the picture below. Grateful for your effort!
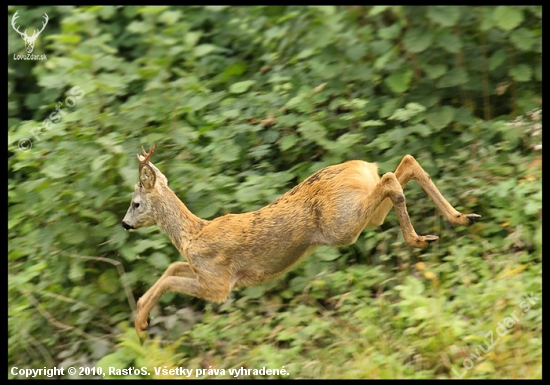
[135,262,195,341]
[136,262,195,309]
[135,276,203,342]
[135,267,231,343]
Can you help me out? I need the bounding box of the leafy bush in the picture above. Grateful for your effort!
[9,5,541,379]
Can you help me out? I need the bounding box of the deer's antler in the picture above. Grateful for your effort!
[137,143,157,164]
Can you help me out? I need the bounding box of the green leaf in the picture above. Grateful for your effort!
[98,269,118,294]
[298,121,327,141]
[409,124,432,137]
[296,48,315,60]
[194,44,217,57]
[289,277,308,294]
[385,69,413,93]
[213,141,242,162]
[454,107,475,125]
[314,5,336,15]
[279,135,299,151]
[49,34,82,44]
[427,6,461,27]
[242,285,266,299]
[42,163,66,179]
[286,94,305,109]
[158,10,181,25]
[489,49,507,71]
[407,103,427,113]
[412,306,429,320]
[397,276,425,296]
[403,28,433,53]
[494,6,524,31]
[422,63,448,80]
[90,154,110,172]
[426,106,455,130]
[378,24,401,40]
[219,63,247,82]
[127,21,149,33]
[479,10,495,31]
[184,31,201,47]
[148,252,170,269]
[97,351,133,376]
[69,260,85,283]
[437,66,468,88]
[229,80,255,94]
[436,32,462,54]
[535,62,542,81]
[474,361,496,373]
[510,28,535,51]
[379,98,400,118]
[524,200,541,215]
[369,6,389,16]
[195,198,221,219]
[388,103,425,122]
[509,64,532,82]
[317,246,340,261]
[360,120,385,128]
[374,48,396,70]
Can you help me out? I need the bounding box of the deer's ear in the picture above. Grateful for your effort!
[139,163,156,190]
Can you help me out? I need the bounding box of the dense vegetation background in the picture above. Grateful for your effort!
[8,6,541,379]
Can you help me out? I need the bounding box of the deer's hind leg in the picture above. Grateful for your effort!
[369,155,480,227]
[361,172,439,249]
[394,155,480,225]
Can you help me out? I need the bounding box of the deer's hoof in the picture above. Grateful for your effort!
[411,235,439,248]
[423,235,439,244]
[466,213,481,225]
[137,330,148,346]
[135,313,149,343]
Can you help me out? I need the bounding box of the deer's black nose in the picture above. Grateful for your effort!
[122,221,134,230]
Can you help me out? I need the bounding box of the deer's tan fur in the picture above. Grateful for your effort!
[122,145,480,340]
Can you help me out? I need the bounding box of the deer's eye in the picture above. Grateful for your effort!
[133,202,140,209]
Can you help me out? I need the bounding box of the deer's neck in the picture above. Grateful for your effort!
[155,186,206,253]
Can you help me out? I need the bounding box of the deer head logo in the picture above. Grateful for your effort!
[11,10,49,54]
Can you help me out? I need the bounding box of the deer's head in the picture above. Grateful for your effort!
[11,11,49,54]
[122,144,169,231]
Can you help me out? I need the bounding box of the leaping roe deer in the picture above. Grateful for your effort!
[122,144,480,342]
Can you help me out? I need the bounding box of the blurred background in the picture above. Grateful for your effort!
[8,6,541,379]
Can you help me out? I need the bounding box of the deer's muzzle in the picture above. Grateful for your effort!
[121,221,135,231]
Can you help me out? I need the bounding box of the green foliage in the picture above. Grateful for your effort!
[8,5,541,379]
